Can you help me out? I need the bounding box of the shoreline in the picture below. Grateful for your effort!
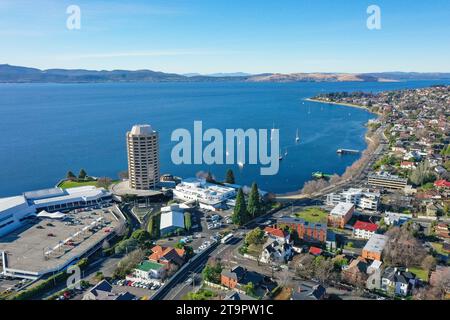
[276,97,383,199]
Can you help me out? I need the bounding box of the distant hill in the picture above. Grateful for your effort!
[1,64,449,83]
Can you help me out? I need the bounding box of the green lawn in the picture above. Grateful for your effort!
[295,207,328,223]
[58,179,119,189]
[58,180,98,189]
[431,242,448,257]
[409,267,429,282]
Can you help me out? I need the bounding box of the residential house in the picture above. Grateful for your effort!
[341,256,369,287]
[224,291,256,300]
[260,238,293,264]
[381,267,417,296]
[264,226,290,243]
[83,280,135,301]
[221,266,265,292]
[132,260,166,283]
[353,221,378,240]
[291,281,326,300]
[384,212,412,226]
[148,245,186,270]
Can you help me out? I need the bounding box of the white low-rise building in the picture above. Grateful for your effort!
[0,186,112,237]
[326,188,379,211]
[160,204,186,235]
[173,178,236,211]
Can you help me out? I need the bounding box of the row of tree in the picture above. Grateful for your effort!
[66,169,88,180]
[232,183,263,226]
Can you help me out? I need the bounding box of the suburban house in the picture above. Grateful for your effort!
[381,267,417,296]
[148,245,186,270]
[264,226,290,243]
[131,260,166,284]
[366,260,383,290]
[353,221,378,240]
[259,238,293,264]
[224,291,256,300]
[384,212,412,226]
[328,202,354,228]
[221,266,265,292]
[277,216,327,243]
[290,281,326,300]
[82,280,135,301]
[362,234,388,261]
[341,256,369,287]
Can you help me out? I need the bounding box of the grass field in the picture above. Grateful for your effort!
[409,267,429,282]
[431,242,448,257]
[58,180,98,189]
[295,207,328,223]
[58,179,119,189]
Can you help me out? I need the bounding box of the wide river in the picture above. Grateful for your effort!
[0,80,448,197]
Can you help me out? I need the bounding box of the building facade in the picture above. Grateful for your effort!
[328,202,354,229]
[127,124,160,190]
[277,216,327,243]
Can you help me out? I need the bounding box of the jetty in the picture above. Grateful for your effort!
[337,148,360,155]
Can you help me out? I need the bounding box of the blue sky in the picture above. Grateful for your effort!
[0,0,449,73]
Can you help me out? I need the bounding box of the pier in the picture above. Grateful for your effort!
[337,148,360,155]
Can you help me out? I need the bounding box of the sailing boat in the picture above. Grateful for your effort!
[284,148,288,157]
[295,129,300,143]
[279,148,283,161]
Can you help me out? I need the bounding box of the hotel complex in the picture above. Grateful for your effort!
[173,178,236,211]
[127,124,160,190]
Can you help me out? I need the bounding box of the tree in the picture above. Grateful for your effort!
[118,171,129,180]
[225,169,235,184]
[184,212,192,230]
[78,169,87,180]
[245,228,265,246]
[421,255,436,273]
[243,282,256,297]
[201,259,223,284]
[96,177,112,189]
[247,183,261,218]
[232,188,248,226]
[409,161,435,186]
[131,229,150,245]
[383,225,427,267]
[66,171,76,180]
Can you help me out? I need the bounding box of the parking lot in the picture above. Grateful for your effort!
[0,204,122,278]
[155,207,235,253]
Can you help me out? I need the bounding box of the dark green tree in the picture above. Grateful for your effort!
[131,229,151,245]
[225,169,235,184]
[78,168,87,180]
[184,212,192,230]
[66,171,76,180]
[247,183,261,218]
[232,188,248,226]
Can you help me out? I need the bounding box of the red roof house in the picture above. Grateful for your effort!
[353,221,378,232]
[309,246,323,256]
[264,226,289,240]
[434,180,450,188]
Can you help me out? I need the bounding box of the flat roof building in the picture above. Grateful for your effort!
[0,186,112,237]
[362,234,388,261]
[127,124,160,190]
[368,172,408,190]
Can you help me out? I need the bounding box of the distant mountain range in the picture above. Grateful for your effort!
[1,64,450,83]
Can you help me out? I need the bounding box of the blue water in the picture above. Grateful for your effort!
[0,80,448,197]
